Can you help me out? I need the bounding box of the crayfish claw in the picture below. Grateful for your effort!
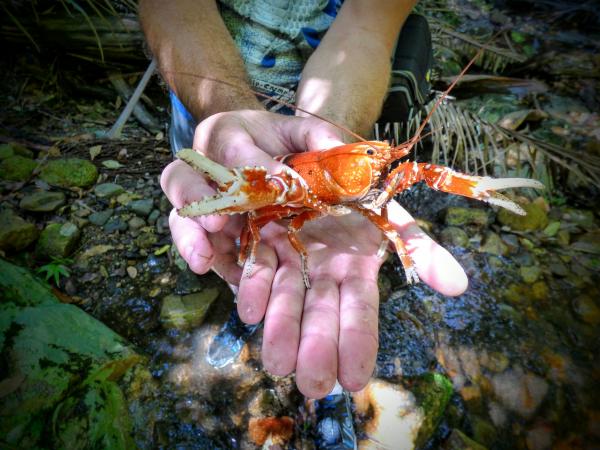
[177,148,237,186]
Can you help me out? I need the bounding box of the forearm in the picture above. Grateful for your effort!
[296,0,418,137]
[139,0,262,121]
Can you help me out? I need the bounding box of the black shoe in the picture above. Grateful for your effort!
[377,13,433,144]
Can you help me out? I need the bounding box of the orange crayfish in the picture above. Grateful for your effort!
[175,52,544,288]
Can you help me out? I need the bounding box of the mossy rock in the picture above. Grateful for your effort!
[445,207,489,227]
[0,209,39,252]
[40,158,98,188]
[412,373,454,448]
[36,222,80,259]
[0,258,142,449]
[497,202,548,231]
[0,155,37,181]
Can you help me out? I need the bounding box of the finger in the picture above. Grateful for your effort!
[161,159,228,232]
[295,277,340,399]
[338,276,379,392]
[168,208,215,275]
[282,116,345,152]
[237,243,277,325]
[261,265,306,377]
[387,201,468,296]
[194,119,287,171]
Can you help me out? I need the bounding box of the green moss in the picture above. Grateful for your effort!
[497,202,549,231]
[0,155,37,181]
[35,223,80,259]
[413,373,454,448]
[40,158,98,188]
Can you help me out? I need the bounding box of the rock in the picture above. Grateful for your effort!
[128,199,154,217]
[353,374,453,449]
[89,209,114,226]
[0,155,37,181]
[0,209,39,252]
[478,232,509,256]
[104,217,127,233]
[542,221,561,237]
[571,295,600,325]
[443,429,487,450]
[440,226,470,247]
[248,417,294,446]
[128,216,146,231]
[0,143,15,159]
[94,182,125,198]
[126,266,138,279]
[147,209,160,225]
[491,367,548,418]
[39,158,98,188]
[548,257,569,277]
[480,351,509,373]
[0,258,142,449]
[36,222,80,259]
[525,424,553,450]
[159,195,171,213]
[19,191,66,212]
[445,207,489,227]
[470,416,497,447]
[570,230,600,255]
[160,288,219,329]
[497,202,548,231]
[7,141,35,158]
[135,230,158,249]
[560,207,595,231]
[520,265,542,283]
[500,233,520,253]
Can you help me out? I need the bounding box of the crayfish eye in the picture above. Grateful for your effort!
[366,149,375,155]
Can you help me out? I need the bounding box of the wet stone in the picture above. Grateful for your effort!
[571,295,600,325]
[445,207,489,227]
[89,208,114,226]
[159,195,171,213]
[36,222,80,259]
[104,217,128,233]
[160,288,219,330]
[491,367,548,419]
[134,231,157,249]
[129,199,154,217]
[520,265,542,283]
[497,202,548,231]
[443,429,487,450]
[500,233,520,253]
[19,191,66,212]
[94,182,125,198]
[0,155,37,181]
[440,226,470,247]
[0,209,39,252]
[479,232,509,256]
[128,216,146,231]
[570,230,600,255]
[147,209,160,225]
[39,158,98,188]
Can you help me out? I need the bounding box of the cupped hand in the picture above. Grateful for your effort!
[161,110,468,398]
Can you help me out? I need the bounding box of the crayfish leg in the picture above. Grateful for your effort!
[288,210,323,289]
[354,207,419,285]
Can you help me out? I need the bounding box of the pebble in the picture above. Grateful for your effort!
[478,232,509,256]
[19,191,66,212]
[126,266,138,279]
[520,265,542,283]
[0,209,39,252]
[440,226,470,247]
[156,216,169,234]
[571,295,600,325]
[104,217,128,233]
[491,367,548,418]
[148,209,160,225]
[94,182,125,198]
[128,216,146,231]
[89,209,114,226]
[129,199,154,217]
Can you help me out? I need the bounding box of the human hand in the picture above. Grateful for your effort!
[161,110,468,398]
